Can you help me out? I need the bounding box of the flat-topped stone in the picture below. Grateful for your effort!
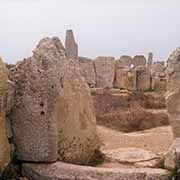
[103,148,162,168]
[22,161,170,180]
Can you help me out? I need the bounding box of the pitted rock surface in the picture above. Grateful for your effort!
[0,57,10,175]
[9,37,99,164]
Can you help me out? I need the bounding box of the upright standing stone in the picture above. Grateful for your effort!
[9,37,99,164]
[0,57,10,175]
[166,47,180,93]
[134,66,151,91]
[148,52,153,67]
[132,55,146,67]
[79,57,96,88]
[114,60,136,91]
[65,30,78,60]
[94,56,115,88]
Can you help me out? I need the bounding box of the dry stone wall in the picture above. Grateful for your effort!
[79,53,166,92]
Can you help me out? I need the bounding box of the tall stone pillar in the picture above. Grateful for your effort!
[148,52,153,67]
[65,30,78,60]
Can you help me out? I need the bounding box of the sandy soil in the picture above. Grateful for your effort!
[98,125,174,154]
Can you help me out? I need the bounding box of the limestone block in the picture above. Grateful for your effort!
[9,37,99,164]
[79,57,96,88]
[94,56,115,88]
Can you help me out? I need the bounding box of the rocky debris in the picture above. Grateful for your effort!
[164,138,180,170]
[166,47,180,93]
[117,55,133,67]
[9,37,99,164]
[22,161,170,180]
[134,66,151,91]
[92,90,169,132]
[0,57,10,175]
[65,29,78,60]
[132,55,146,67]
[147,52,153,67]
[166,90,180,138]
[79,57,96,88]
[94,56,115,88]
[102,148,163,168]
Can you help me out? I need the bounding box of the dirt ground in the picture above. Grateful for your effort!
[97,125,174,168]
[98,125,173,154]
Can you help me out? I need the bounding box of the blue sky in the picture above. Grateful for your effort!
[0,0,180,63]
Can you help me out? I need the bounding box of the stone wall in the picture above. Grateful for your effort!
[80,54,166,92]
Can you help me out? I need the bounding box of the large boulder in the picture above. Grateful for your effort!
[94,56,115,88]
[9,37,99,164]
[0,57,10,175]
[79,57,96,88]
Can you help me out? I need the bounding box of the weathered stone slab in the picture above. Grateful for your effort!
[104,148,162,168]
[9,37,99,164]
[166,90,180,138]
[22,162,170,180]
[152,73,167,92]
[0,57,10,175]
[79,57,96,88]
[94,56,115,88]
[114,66,129,89]
[132,55,146,67]
[166,47,180,93]
[134,66,151,91]
[65,30,78,60]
